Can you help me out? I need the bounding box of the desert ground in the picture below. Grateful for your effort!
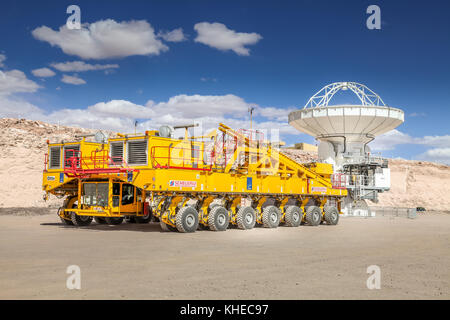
[1,118,449,300]
[0,210,448,300]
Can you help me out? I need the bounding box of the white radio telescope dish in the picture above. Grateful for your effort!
[94,131,108,143]
[288,82,404,144]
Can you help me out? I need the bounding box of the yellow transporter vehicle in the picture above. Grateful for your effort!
[42,123,347,232]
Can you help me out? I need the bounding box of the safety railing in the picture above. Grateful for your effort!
[44,153,48,171]
[63,149,138,178]
[237,129,264,143]
[150,145,212,171]
[331,173,347,189]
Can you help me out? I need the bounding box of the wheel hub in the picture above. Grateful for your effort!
[270,212,278,223]
[186,214,195,227]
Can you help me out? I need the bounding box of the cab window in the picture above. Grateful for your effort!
[122,184,134,205]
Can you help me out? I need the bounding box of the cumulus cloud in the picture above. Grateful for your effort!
[0,54,6,68]
[194,22,262,56]
[61,74,86,85]
[32,67,56,78]
[151,94,250,118]
[0,96,44,119]
[371,130,450,152]
[369,129,413,151]
[87,100,154,118]
[417,148,450,164]
[0,70,41,95]
[32,19,168,59]
[51,61,119,72]
[157,28,187,42]
[0,93,295,141]
[370,130,450,164]
[255,106,296,122]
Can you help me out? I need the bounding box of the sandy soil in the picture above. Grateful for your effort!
[0,212,448,300]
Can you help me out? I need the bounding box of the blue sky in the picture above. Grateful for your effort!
[0,0,449,163]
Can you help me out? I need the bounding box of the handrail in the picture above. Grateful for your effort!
[150,145,212,171]
[63,149,138,178]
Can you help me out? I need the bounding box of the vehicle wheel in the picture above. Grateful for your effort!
[58,207,74,225]
[305,206,321,226]
[135,211,152,224]
[324,206,339,225]
[236,206,256,230]
[105,217,124,225]
[284,205,301,227]
[60,217,74,225]
[160,219,177,232]
[71,212,93,226]
[125,217,136,223]
[262,205,280,228]
[208,206,229,231]
[176,206,199,233]
[94,216,107,224]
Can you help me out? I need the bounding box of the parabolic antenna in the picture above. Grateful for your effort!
[288,82,404,144]
[94,131,109,143]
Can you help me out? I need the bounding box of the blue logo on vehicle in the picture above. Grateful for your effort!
[59,173,64,183]
[247,177,252,190]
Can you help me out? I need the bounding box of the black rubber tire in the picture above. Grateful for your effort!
[105,217,124,225]
[71,212,93,226]
[58,206,74,225]
[160,219,177,232]
[305,206,322,226]
[135,210,152,224]
[60,216,74,225]
[94,216,107,224]
[284,205,301,227]
[236,206,256,230]
[324,206,340,225]
[208,206,229,231]
[262,205,281,228]
[125,217,136,223]
[176,206,199,233]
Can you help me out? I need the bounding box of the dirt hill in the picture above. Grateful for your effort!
[1,118,449,210]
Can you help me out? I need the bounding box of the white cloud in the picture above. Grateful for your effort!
[0,70,41,95]
[255,106,296,122]
[417,148,450,165]
[61,74,86,85]
[0,96,44,119]
[200,77,217,82]
[0,93,292,139]
[194,22,262,56]
[370,130,450,152]
[51,61,119,72]
[32,19,168,60]
[409,112,426,117]
[150,94,251,119]
[369,129,413,151]
[32,67,56,78]
[419,135,450,148]
[87,100,154,118]
[157,28,187,42]
[0,54,6,68]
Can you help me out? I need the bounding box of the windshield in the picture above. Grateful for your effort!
[82,183,109,207]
